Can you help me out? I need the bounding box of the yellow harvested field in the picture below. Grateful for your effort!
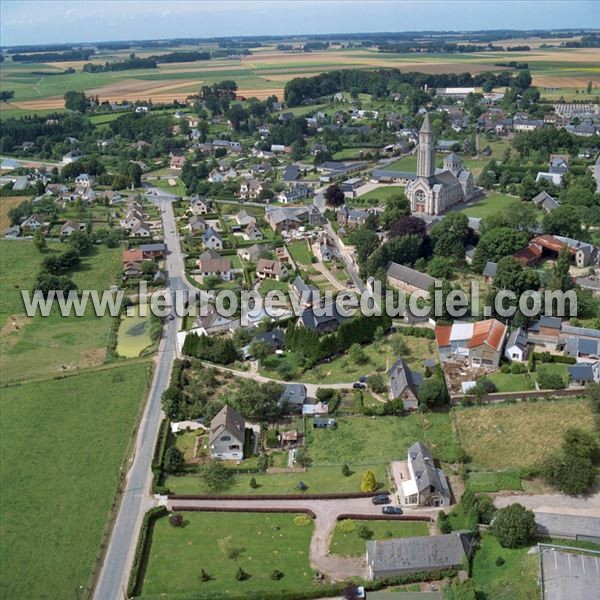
[454,400,596,470]
[0,196,27,230]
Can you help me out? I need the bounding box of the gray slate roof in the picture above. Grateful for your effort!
[385,262,439,292]
[483,262,497,278]
[407,442,450,497]
[506,328,528,351]
[280,383,307,408]
[387,357,422,399]
[209,405,245,446]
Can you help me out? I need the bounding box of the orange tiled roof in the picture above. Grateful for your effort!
[435,325,452,347]
[468,319,507,351]
[123,249,143,263]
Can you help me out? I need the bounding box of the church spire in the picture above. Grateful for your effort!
[417,112,435,181]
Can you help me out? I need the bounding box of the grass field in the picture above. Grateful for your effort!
[460,192,518,218]
[454,400,596,469]
[471,534,538,600]
[466,470,523,493]
[487,371,535,392]
[0,363,150,600]
[139,512,315,597]
[356,185,406,203]
[0,241,122,382]
[0,196,28,230]
[330,519,429,556]
[287,240,313,265]
[116,306,154,358]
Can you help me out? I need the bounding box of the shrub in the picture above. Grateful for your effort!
[199,569,211,582]
[357,524,373,539]
[360,470,377,492]
[491,503,536,548]
[342,463,351,477]
[271,568,284,580]
[500,364,511,374]
[338,519,357,534]
[495,556,505,566]
[163,446,184,474]
[249,477,259,489]
[235,567,250,581]
[477,494,497,524]
[510,363,527,374]
[169,513,184,527]
[293,514,313,527]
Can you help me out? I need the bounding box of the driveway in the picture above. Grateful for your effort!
[166,496,436,581]
[493,490,600,515]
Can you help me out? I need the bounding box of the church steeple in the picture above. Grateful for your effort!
[417,112,435,182]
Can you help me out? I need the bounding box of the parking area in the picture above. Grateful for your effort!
[540,545,600,600]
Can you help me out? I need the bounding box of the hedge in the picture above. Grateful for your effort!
[532,352,576,364]
[336,513,431,522]
[151,418,171,471]
[127,505,168,598]
[172,506,317,519]
[397,326,436,340]
[167,491,388,500]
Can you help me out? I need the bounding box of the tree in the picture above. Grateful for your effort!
[380,193,410,229]
[357,524,373,539]
[562,428,600,463]
[324,183,345,208]
[493,256,540,296]
[427,256,455,280]
[472,228,530,272]
[388,215,426,239]
[342,463,351,477]
[368,373,386,394]
[199,459,234,493]
[169,513,184,527]
[249,477,259,489]
[537,369,565,390]
[163,447,184,473]
[349,343,367,364]
[271,568,284,580]
[477,494,497,524]
[199,569,211,582]
[543,205,582,238]
[248,340,273,361]
[350,228,380,267]
[491,503,536,548]
[360,470,377,492]
[546,246,573,292]
[64,90,88,112]
[430,212,470,259]
[235,567,249,581]
[540,453,597,496]
[418,377,449,408]
[128,162,142,187]
[33,228,47,252]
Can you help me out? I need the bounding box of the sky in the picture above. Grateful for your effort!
[1,0,599,47]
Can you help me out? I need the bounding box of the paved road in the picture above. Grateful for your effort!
[324,222,364,292]
[93,196,185,600]
[167,496,436,581]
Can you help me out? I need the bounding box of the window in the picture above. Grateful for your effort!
[220,435,231,442]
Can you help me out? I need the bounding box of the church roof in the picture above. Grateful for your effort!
[434,169,460,187]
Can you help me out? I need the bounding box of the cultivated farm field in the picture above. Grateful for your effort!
[0,363,151,600]
[0,196,27,230]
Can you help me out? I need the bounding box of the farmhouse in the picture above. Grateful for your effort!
[435,319,507,369]
[386,262,439,299]
[367,533,472,580]
[401,441,452,507]
[387,357,422,410]
[209,405,245,461]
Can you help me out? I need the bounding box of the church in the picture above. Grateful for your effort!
[406,113,474,215]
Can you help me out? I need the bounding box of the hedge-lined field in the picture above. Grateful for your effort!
[0,363,150,600]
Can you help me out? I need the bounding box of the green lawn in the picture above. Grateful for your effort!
[356,185,406,203]
[487,372,534,392]
[471,534,538,600]
[460,192,517,219]
[0,363,150,600]
[533,363,569,387]
[139,512,315,597]
[287,240,313,266]
[0,241,122,382]
[330,519,429,556]
[454,400,596,470]
[258,278,290,294]
[466,470,523,493]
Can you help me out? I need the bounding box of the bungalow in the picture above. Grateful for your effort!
[366,533,473,580]
[256,258,288,281]
[21,214,45,230]
[202,227,223,250]
[435,319,507,370]
[536,171,563,187]
[130,221,152,238]
[385,262,439,299]
[504,328,529,362]
[209,405,245,460]
[401,442,452,507]
[243,223,264,241]
[279,383,307,413]
[239,244,263,262]
[235,209,256,227]
[568,362,600,387]
[190,196,210,215]
[197,256,233,282]
[387,357,422,410]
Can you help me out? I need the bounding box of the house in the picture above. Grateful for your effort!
[239,244,263,262]
[366,533,473,580]
[235,209,256,227]
[239,178,263,200]
[62,149,83,164]
[465,245,476,265]
[279,383,307,413]
[337,206,371,228]
[504,328,529,362]
[195,306,234,335]
[123,248,143,264]
[292,275,319,308]
[130,221,152,238]
[553,235,598,267]
[532,191,560,213]
[256,258,288,281]
[62,219,86,236]
[75,173,92,187]
[266,206,309,232]
[209,405,245,460]
[387,358,423,410]
[386,262,440,299]
[187,215,206,233]
[299,303,347,333]
[170,155,186,170]
[435,319,508,369]
[243,329,285,359]
[277,185,310,204]
[243,223,264,241]
[536,171,563,187]
[21,214,45,230]
[190,196,210,215]
[282,164,301,183]
[4,225,20,239]
[568,362,600,387]
[202,227,223,250]
[314,239,335,262]
[482,261,498,284]
[401,442,452,507]
[208,168,225,183]
[304,402,330,417]
[123,261,143,278]
[527,316,562,349]
[140,243,166,259]
[197,256,232,282]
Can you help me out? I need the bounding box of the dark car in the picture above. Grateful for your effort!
[353,382,366,389]
[371,494,391,505]
[382,505,403,515]
[359,376,368,383]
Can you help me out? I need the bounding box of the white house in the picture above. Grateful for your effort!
[504,328,529,362]
[202,227,223,250]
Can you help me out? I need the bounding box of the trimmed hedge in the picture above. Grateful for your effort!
[172,506,317,519]
[167,491,389,500]
[532,352,576,365]
[397,326,436,340]
[127,505,168,598]
[336,513,431,522]
[151,418,171,471]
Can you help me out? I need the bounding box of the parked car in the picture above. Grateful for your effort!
[371,494,391,505]
[382,505,403,515]
[353,382,366,389]
[359,376,368,383]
